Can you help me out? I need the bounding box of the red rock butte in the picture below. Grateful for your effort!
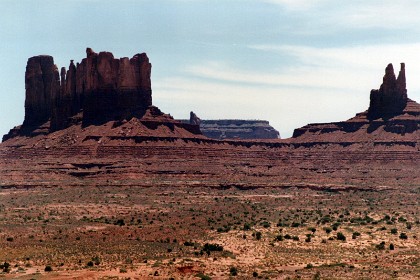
[0,49,419,189]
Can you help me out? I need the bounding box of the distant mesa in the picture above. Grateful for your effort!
[180,111,280,140]
[292,62,420,140]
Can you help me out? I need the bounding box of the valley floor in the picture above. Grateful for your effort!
[0,185,419,279]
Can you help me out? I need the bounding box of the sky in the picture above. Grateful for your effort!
[1,0,420,138]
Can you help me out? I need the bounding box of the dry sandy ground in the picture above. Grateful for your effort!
[0,185,419,279]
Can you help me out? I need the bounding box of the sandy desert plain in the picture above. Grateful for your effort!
[0,184,419,279]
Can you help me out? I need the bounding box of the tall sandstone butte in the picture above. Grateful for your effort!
[367,63,408,120]
[24,55,60,127]
[24,48,152,132]
[76,48,152,128]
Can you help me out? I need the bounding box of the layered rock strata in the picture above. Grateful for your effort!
[180,111,280,139]
[1,58,419,189]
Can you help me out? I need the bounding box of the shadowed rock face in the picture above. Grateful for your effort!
[24,55,60,127]
[52,48,152,129]
[78,49,152,127]
[15,49,153,134]
[2,48,202,142]
[368,63,408,120]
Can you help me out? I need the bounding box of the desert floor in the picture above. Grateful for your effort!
[0,185,419,279]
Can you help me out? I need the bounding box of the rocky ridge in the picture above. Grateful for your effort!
[1,53,419,189]
[179,111,280,140]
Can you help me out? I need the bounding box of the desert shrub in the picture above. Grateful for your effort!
[319,215,332,224]
[399,232,408,239]
[305,263,313,269]
[196,273,212,280]
[217,225,231,233]
[261,221,271,228]
[389,243,395,250]
[184,241,194,246]
[292,236,299,241]
[275,234,283,241]
[308,227,316,233]
[44,265,53,272]
[203,243,223,252]
[337,232,346,241]
[87,261,94,267]
[390,228,398,234]
[92,256,100,265]
[230,266,238,276]
[324,227,332,234]
[6,237,13,242]
[255,231,262,240]
[291,222,300,227]
[376,241,385,250]
[0,262,10,273]
[352,232,361,239]
[243,223,251,230]
[114,219,125,226]
[252,271,258,277]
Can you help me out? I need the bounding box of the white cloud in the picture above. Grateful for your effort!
[251,43,420,93]
[262,0,420,32]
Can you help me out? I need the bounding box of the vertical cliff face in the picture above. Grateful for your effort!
[20,49,154,133]
[24,55,60,127]
[368,63,407,120]
[78,49,152,127]
[46,48,152,130]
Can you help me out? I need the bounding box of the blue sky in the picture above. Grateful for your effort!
[1,0,420,138]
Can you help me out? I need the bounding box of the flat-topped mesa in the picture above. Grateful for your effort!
[367,63,408,120]
[24,55,60,128]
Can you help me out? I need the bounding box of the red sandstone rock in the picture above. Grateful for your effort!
[1,57,419,189]
[368,63,408,120]
[24,55,60,127]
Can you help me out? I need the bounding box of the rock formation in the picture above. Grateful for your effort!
[24,55,60,127]
[189,111,201,126]
[182,112,280,139]
[0,56,419,190]
[78,49,152,127]
[368,63,408,120]
[4,48,158,139]
[292,63,420,140]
